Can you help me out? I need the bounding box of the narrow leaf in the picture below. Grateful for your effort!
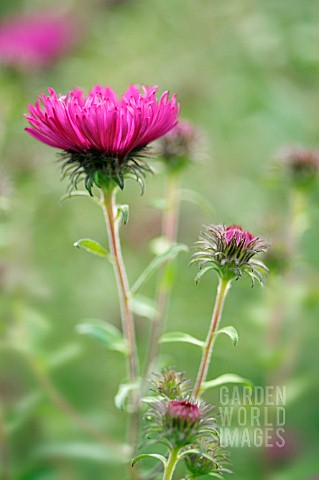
[74,238,109,258]
[201,374,253,392]
[160,331,204,348]
[131,295,158,320]
[214,326,239,346]
[115,381,140,411]
[131,244,188,294]
[117,204,129,225]
[76,320,128,355]
[132,453,166,467]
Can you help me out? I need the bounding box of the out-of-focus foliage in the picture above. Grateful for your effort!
[1,0,319,479]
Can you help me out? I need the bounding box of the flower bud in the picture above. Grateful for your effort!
[192,224,269,285]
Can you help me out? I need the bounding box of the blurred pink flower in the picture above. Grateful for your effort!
[0,12,77,69]
[157,119,203,170]
[25,85,180,191]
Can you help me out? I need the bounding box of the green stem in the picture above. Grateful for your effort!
[144,173,180,378]
[163,448,180,480]
[101,188,140,465]
[101,188,139,389]
[286,189,308,256]
[193,278,231,398]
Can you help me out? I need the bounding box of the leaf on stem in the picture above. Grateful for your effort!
[115,381,140,411]
[214,326,239,346]
[131,453,167,467]
[131,244,189,294]
[73,238,109,258]
[76,320,128,355]
[117,204,129,224]
[201,374,253,392]
[131,294,158,320]
[160,331,205,348]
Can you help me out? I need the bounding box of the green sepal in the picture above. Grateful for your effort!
[131,453,167,467]
[117,204,129,225]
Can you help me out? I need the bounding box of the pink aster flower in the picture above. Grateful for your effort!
[0,12,77,70]
[192,224,269,285]
[25,85,180,193]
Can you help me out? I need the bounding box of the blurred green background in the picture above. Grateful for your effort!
[1,0,319,479]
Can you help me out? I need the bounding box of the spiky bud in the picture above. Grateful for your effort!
[144,398,218,449]
[151,368,191,399]
[183,438,231,478]
[192,224,269,286]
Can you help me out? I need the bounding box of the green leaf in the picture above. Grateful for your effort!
[160,331,204,348]
[34,442,128,464]
[201,374,253,392]
[115,381,140,411]
[214,326,239,346]
[117,204,129,224]
[131,244,189,294]
[74,238,109,258]
[131,295,158,320]
[179,188,213,215]
[132,453,167,467]
[76,320,128,355]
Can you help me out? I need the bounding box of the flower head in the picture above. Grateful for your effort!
[192,224,269,285]
[156,119,202,171]
[277,145,319,189]
[25,85,179,193]
[151,368,191,400]
[0,12,77,70]
[145,398,218,449]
